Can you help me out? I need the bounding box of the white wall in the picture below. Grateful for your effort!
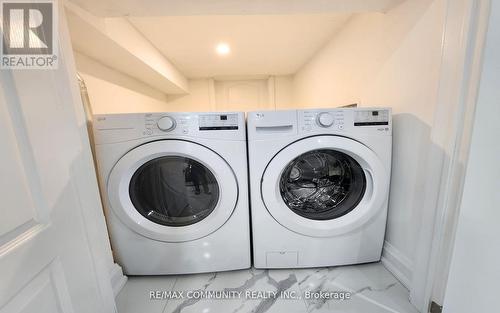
[167,76,294,112]
[215,79,270,111]
[166,79,217,112]
[74,52,173,114]
[274,75,295,110]
[291,0,446,286]
[75,51,294,114]
[442,1,500,311]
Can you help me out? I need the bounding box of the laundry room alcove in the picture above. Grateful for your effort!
[61,0,479,312]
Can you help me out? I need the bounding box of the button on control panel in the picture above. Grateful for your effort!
[143,114,156,135]
[302,111,315,131]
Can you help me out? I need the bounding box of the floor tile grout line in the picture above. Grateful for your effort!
[161,277,178,313]
[292,268,312,313]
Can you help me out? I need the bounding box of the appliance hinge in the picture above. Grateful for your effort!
[430,301,443,313]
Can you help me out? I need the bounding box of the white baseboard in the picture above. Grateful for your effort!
[110,263,127,297]
[381,241,413,289]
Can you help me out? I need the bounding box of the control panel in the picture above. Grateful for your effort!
[247,108,391,140]
[199,113,239,131]
[92,112,245,145]
[354,109,390,126]
[142,113,241,136]
[297,108,391,135]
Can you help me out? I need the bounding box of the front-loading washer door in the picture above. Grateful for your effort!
[261,135,388,238]
[107,140,238,242]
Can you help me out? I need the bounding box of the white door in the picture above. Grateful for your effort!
[214,79,273,111]
[442,1,500,312]
[0,1,115,313]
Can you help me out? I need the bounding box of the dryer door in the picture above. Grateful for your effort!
[261,135,388,237]
[107,140,238,242]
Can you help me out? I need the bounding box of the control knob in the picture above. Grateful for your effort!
[157,116,176,131]
[317,112,334,127]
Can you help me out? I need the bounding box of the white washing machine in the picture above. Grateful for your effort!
[92,112,251,275]
[247,108,392,268]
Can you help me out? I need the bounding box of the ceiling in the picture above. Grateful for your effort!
[68,0,404,17]
[128,14,352,78]
[67,0,406,79]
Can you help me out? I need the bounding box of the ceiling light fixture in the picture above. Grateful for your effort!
[215,42,231,56]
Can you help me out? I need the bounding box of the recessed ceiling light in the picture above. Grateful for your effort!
[215,42,231,56]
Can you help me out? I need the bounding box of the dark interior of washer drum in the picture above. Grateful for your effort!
[129,156,220,227]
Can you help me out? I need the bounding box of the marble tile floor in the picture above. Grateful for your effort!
[116,262,419,313]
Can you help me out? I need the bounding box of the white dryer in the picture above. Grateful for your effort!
[247,108,392,268]
[92,112,250,275]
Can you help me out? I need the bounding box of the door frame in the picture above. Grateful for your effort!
[57,0,490,311]
[410,0,491,311]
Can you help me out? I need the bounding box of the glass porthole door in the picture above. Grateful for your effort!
[280,149,367,220]
[107,140,238,242]
[129,156,220,227]
[261,136,388,237]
